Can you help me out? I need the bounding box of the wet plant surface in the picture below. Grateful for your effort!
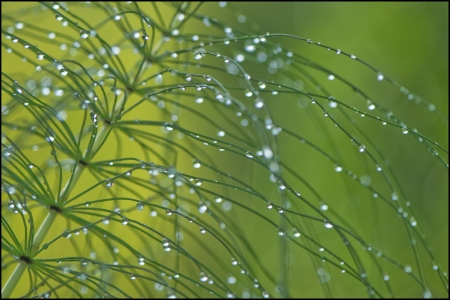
[1,2,448,298]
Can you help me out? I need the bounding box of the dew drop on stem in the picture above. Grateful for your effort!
[193,160,201,168]
[80,30,89,39]
[105,179,113,188]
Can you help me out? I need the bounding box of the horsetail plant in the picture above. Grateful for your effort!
[1,2,448,298]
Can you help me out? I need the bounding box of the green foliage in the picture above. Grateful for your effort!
[1,2,448,298]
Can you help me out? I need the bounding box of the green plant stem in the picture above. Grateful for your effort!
[1,261,27,299]
[32,209,57,251]
[2,111,116,297]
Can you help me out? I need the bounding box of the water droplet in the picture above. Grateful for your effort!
[80,30,89,39]
[62,231,71,238]
[320,204,328,211]
[267,202,273,209]
[194,178,202,186]
[194,52,203,60]
[377,73,384,81]
[404,265,412,273]
[199,272,208,282]
[166,209,173,216]
[165,123,174,131]
[130,274,136,280]
[262,291,270,298]
[245,151,254,158]
[327,75,335,80]
[215,197,222,203]
[121,217,128,225]
[244,89,252,97]
[293,228,301,238]
[105,179,113,188]
[216,93,224,101]
[306,39,313,44]
[185,74,192,81]
[358,145,366,153]
[136,202,144,210]
[198,204,207,213]
[231,258,238,265]
[336,49,341,54]
[277,229,285,236]
[376,165,382,172]
[55,14,63,21]
[402,128,408,134]
[254,97,264,108]
[195,97,204,104]
[262,146,273,159]
[324,222,333,229]
[162,238,170,247]
[2,148,11,157]
[193,160,201,168]
[199,227,206,234]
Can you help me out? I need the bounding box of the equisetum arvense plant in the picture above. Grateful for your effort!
[1,2,448,298]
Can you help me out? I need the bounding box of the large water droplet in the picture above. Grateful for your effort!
[324,222,333,229]
[198,204,207,213]
[2,148,11,157]
[194,51,203,60]
[262,146,273,159]
[193,160,201,168]
[80,30,89,39]
[105,179,113,188]
[199,272,208,282]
